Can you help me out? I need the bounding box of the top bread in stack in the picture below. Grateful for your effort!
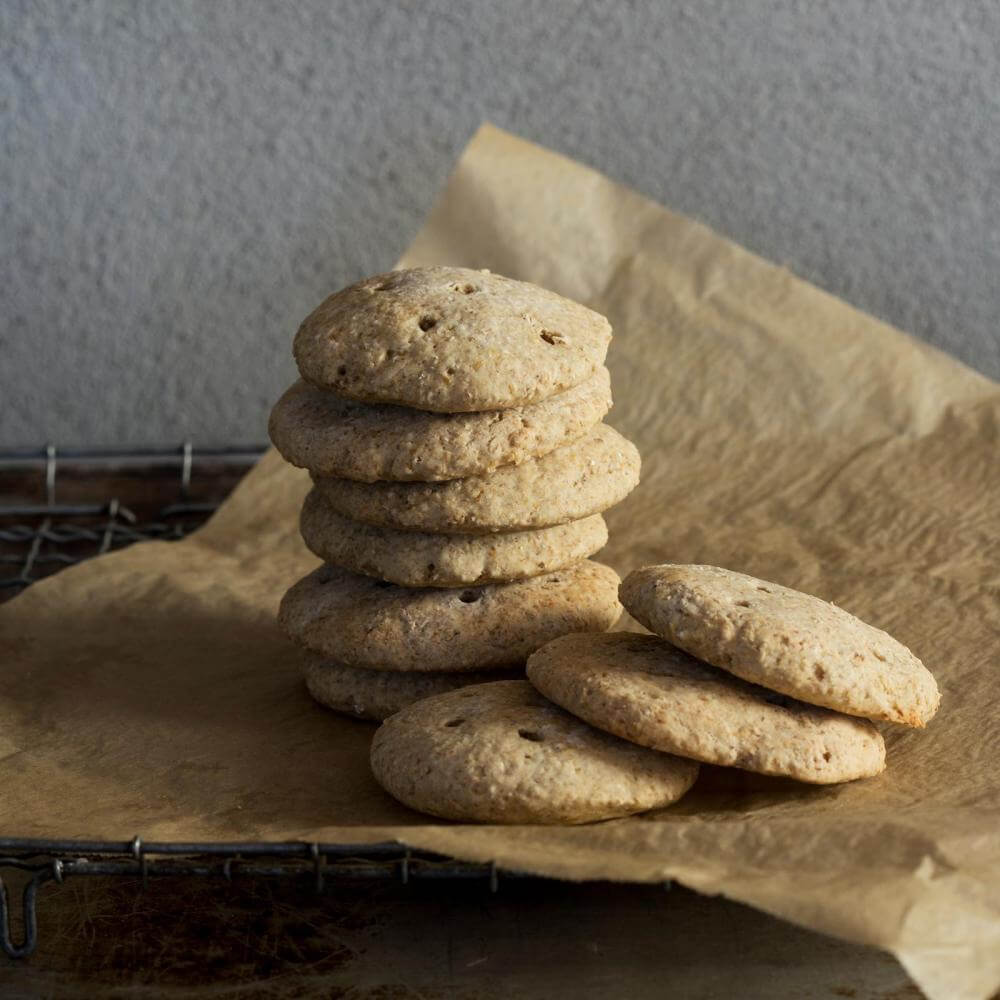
[270,266,640,720]
[290,266,613,413]
[271,266,619,482]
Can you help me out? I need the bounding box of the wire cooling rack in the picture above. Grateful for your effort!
[0,444,516,958]
[0,443,264,595]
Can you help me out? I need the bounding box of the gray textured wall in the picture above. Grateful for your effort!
[3,0,998,447]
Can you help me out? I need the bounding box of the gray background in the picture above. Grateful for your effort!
[3,0,998,447]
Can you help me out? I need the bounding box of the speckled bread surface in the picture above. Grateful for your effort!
[293,266,611,412]
[369,680,699,823]
[527,632,886,783]
[311,422,639,534]
[299,488,608,587]
[268,369,612,483]
[303,656,522,721]
[278,561,622,672]
[620,564,939,727]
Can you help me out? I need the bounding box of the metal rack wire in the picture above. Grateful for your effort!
[0,839,504,960]
[0,444,512,958]
[0,443,265,595]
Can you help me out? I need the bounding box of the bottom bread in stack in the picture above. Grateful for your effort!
[370,564,941,823]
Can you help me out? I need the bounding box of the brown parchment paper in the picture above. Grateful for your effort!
[2,124,998,1000]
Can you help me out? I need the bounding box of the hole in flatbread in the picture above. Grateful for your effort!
[459,590,481,604]
[337,365,348,376]
[756,586,771,593]
[418,316,438,331]
[518,729,544,742]
[426,563,436,574]
[373,580,394,589]
[540,329,566,346]
[445,367,456,376]
[822,751,831,762]
[445,718,464,727]
[814,664,826,680]
[735,600,751,608]
[455,283,477,294]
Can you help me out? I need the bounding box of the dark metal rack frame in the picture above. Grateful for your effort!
[0,443,267,596]
[0,838,506,960]
[0,444,527,959]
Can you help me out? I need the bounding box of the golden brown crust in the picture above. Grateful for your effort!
[303,657,522,721]
[527,632,886,783]
[278,561,623,672]
[268,371,613,482]
[620,564,940,727]
[299,488,608,587]
[293,267,611,412]
[311,423,639,534]
[370,680,699,823]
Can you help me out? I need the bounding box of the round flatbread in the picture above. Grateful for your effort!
[311,423,640,534]
[527,633,886,784]
[620,564,940,728]
[370,680,699,823]
[299,488,607,588]
[304,657,522,722]
[293,266,611,412]
[278,561,622,672]
[268,370,613,483]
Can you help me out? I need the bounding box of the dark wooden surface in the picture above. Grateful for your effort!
[0,876,921,1000]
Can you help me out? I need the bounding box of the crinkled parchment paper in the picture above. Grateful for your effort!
[2,125,998,1000]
